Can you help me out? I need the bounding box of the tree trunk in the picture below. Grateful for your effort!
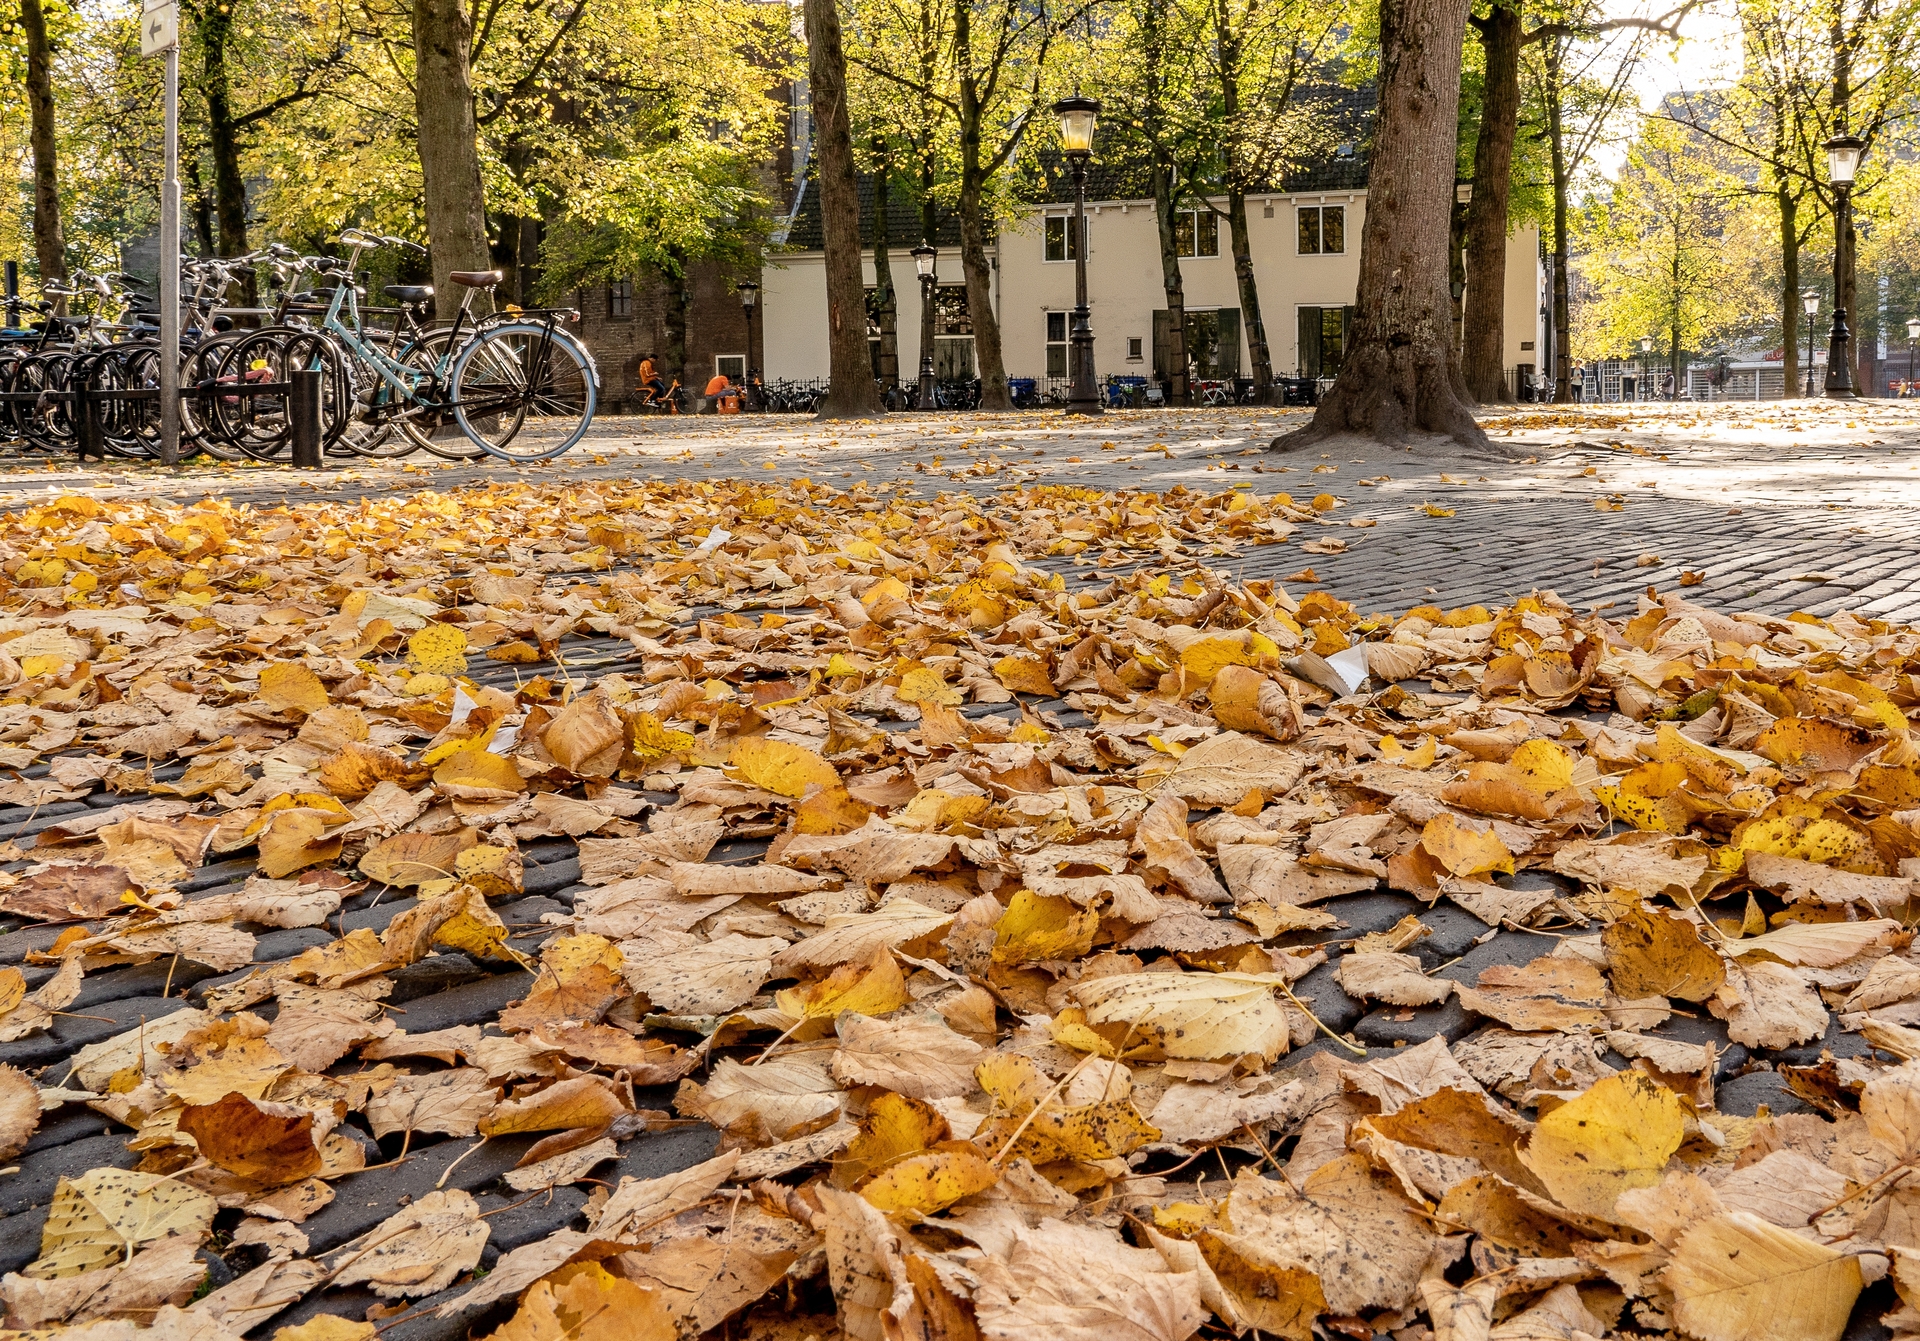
[1779,179,1799,398]
[1271,0,1488,451]
[1144,0,1188,405]
[805,0,886,417]
[1462,0,1518,401]
[662,260,689,391]
[1831,12,1854,382]
[1546,39,1572,403]
[953,2,1011,411]
[1227,193,1272,397]
[1152,159,1189,404]
[200,4,249,258]
[871,147,900,396]
[186,159,215,258]
[20,0,67,310]
[413,0,492,314]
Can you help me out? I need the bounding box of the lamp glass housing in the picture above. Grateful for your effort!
[737,280,758,311]
[1053,95,1100,154]
[911,245,936,279]
[1909,318,1920,340]
[1803,290,1821,317]
[1826,134,1865,185]
[1640,337,1653,352]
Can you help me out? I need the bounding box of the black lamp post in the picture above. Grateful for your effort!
[1803,289,1820,397]
[1639,335,1655,400]
[911,243,937,410]
[1906,317,1919,397]
[1054,94,1102,416]
[1825,132,1863,399]
[737,278,759,411]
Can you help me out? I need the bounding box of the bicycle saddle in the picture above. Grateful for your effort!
[383,284,434,303]
[448,270,503,289]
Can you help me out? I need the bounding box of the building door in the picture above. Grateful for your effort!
[933,285,975,378]
[1152,309,1242,382]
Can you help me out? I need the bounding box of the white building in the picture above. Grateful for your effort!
[760,128,1547,395]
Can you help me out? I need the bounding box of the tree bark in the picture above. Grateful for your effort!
[662,259,689,391]
[1546,38,1572,403]
[1143,0,1188,404]
[20,0,67,310]
[200,3,248,259]
[1777,137,1799,396]
[1271,0,1488,451]
[871,147,901,397]
[1152,161,1189,404]
[1225,194,1271,395]
[1831,10,1855,388]
[952,1,1011,411]
[805,0,886,417]
[1462,0,1519,402]
[413,0,492,314]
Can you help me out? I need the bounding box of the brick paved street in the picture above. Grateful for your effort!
[8,398,1920,618]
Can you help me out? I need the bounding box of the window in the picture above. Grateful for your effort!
[1044,215,1087,261]
[716,354,745,381]
[933,286,975,378]
[1296,305,1354,378]
[1045,312,1068,377]
[1127,336,1143,361]
[1173,210,1219,257]
[1297,205,1346,255]
[608,278,633,319]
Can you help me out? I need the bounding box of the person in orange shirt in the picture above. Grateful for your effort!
[704,371,738,414]
[637,355,666,404]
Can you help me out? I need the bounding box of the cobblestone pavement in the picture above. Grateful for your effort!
[5,398,1920,618]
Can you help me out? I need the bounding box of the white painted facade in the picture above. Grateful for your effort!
[759,191,1546,386]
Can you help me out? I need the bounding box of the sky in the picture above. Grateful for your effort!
[1590,0,1744,174]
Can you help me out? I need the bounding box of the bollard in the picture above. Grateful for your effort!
[290,367,322,469]
[73,388,103,462]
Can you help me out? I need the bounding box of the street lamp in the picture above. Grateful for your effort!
[1825,132,1864,399]
[1906,316,1919,398]
[737,278,759,411]
[911,243,937,411]
[1803,289,1820,397]
[1638,336,1653,401]
[1054,94,1102,416]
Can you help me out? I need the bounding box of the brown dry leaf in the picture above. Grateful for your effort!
[1454,956,1611,1032]
[774,944,915,1020]
[1071,969,1293,1061]
[542,689,627,777]
[1223,1155,1438,1315]
[328,1189,488,1298]
[1335,952,1454,1006]
[1602,906,1726,1002]
[0,865,135,920]
[484,1262,675,1341]
[1708,960,1829,1050]
[364,1068,499,1138]
[481,1074,630,1136]
[970,1216,1209,1341]
[829,1012,989,1099]
[177,1093,323,1185]
[0,1064,39,1160]
[679,1057,843,1142]
[358,827,479,887]
[1,1232,205,1327]
[621,933,786,1015]
[772,898,954,971]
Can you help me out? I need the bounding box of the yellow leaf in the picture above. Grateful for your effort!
[627,712,694,762]
[1310,493,1337,511]
[1377,735,1437,768]
[407,623,470,676]
[773,944,913,1019]
[794,785,872,835]
[274,1318,377,1341]
[992,888,1099,964]
[27,1169,217,1278]
[897,666,963,706]
[993,654,1055,696]
[1507,738,1574,794]
[832,1091,948,1188]
[1418,813,1514,878]
[433,747,526,795]
[859,1144,1000,1216]
[485,1262,675,1341]
[481,1074,630,1136]
[728,736,840,798]
[1519,1072,1686,1219]
[360,828,480,887]
[1420,503,1456,518]
[258,662,329,717]
[1666,1212,1861,1341]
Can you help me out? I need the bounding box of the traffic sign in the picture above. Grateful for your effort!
[141,0,176,57]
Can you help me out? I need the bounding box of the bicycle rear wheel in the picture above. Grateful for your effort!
[389,330,485,461]
[450,323,596,462]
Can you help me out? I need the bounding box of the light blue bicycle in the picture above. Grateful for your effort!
[222,229,600,463]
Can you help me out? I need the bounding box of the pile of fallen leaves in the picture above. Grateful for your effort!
[0,477,1913,1341]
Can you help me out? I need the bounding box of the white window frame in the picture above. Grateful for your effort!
[1043,215,1089,262]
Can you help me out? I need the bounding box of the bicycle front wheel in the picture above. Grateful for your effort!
[449,323,597,463]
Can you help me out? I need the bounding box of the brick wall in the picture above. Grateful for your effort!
[573,260,757,409]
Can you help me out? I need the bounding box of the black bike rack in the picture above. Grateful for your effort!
[0,366,323,467]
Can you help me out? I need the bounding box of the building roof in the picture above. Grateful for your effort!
[781,81,1375,253]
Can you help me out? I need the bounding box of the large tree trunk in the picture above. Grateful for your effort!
[805,0,886,417]
[1546,39,1572,403]
[1271,0,1487,450]
[871,149,900,397]
[1778,166,1799,396]
[200,4,248,259]
[413,0,492,315]
[953,2,1011,411]
[1462,0,1519,401]
[1144,0,1188,405]
[662,259,689,391]
[1227,192,1272,397]
[20,0,67,310]
[1152,160,1189,404]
